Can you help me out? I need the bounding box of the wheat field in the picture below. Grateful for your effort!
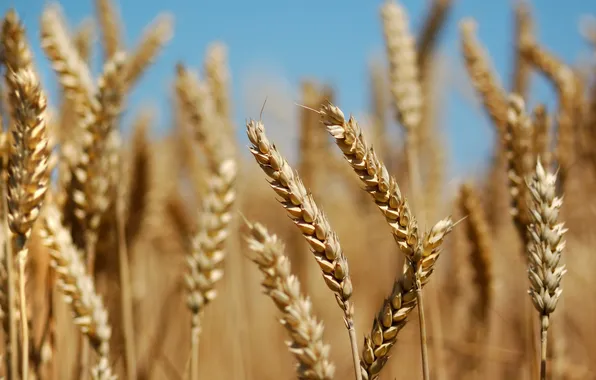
[0,0,595,379]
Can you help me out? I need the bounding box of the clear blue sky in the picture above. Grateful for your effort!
[3,0,595,179]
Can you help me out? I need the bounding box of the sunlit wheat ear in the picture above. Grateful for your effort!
[526,160,567,378]
[319,102,419,256]
[246,118,363,380]
[244,220,335,380]
[246,119,353,317]
[526,160,567,322]
[4,60,50,244]
[40,204,115,379]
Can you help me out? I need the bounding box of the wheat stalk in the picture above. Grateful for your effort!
[244,220,335,380]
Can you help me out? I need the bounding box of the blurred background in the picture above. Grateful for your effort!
[5,0,595,176]
[1,0,596,379]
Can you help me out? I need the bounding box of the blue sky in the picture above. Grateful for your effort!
[3,0,595,180]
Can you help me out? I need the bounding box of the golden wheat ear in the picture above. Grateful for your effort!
[246,118,362,380]
[244,219,335,380]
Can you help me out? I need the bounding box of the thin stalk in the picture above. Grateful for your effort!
[540,316,548,380]
[117,182,137,380]
[15,234,29,380]
[3,181,18,380]
[190,313,201,380]
[347,318,362,380]
[415,277,430,380]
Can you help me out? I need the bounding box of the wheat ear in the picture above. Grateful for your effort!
[244,220,335,380]
[318,103,453,379]
[505,94,535,247]
[94,0,123,62]
[40,204,115,379]
[246,119,361,380]
[521,41,578,189]
[124,13,173,89]
[3,12,51,374]
[526,160,567,380]
[185,159,237,379]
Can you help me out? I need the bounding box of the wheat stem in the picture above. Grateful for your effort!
[16,238,28,380]
[415,277,430,380]
[540,316,548,380]
[117,174,137,380]
[2,181,17,380]
[190,313,201,380]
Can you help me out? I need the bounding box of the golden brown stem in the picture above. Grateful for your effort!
[117,178,137,380]
[15,235,29,380]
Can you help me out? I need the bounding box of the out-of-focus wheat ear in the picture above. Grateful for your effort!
[319,103,419,256]
[123,108,153,244]
[460,19,508,133]
[380,0,422,132]
[297,80,324,191]
[244,220,336,380]
[521,40,579,190]
[380,1,424,219]
[1,9,33,70]
[40,3,98,114]
[368,59,389,165]
[416,0,453,74]
[511,2,533,98]
[204,42,235,141]
[525,160,567,379]
[39,204,115,380]
[69,51,127,266]
[94,0,123,62]
[185,159,236,380]
[174,63,222,167]
[246,119,362,380]
[457,183,494,380]
[72,18,95,65]
[459,184,493,323]
[504,94,534,247]
[124,13,173,89]
[531,104,552,169]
